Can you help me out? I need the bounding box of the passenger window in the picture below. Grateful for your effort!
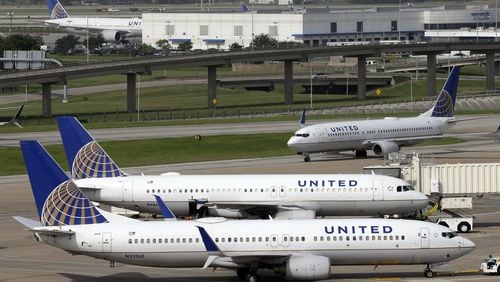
[182,238,186,243]
[215,238,219,242]
[301,236,306,242]
[129,239,132,244]
[135,239,138,244]
[153,239,156,243]
[196,238,199,243]
[147,239,150,244]
[221,238,225,242]
[189,238,192,243]
[141,239,144,244]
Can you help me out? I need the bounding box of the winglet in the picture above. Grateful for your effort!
[57,116,126,179]
[299,109,307,128]
[153,195,176,220]
[196,226,220,252]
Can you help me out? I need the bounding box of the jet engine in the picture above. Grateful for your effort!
[372,141,399,156]
[276,255,331,280]
[207,207,248,218]
[101,30,124,42]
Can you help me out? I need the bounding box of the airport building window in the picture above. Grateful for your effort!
[200,25,208,36]
[330,22,337,33]
[357,21,363,32]
[165,25,175,36]
[234,25,243,36]
[269,25,278,37]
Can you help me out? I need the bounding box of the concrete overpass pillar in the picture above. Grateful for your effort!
[284,60,293,105]
[41,83,52,117]
[357,56,366,100]
[126,73,137,112]
[485,51,496,90]
[495,60,500,75]
[208,65,217,109]
[426,53,437,96]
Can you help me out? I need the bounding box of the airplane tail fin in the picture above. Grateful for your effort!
[48,0,70,19]
[242,4,250,12]
[299,109,307,128]
[57,116,127,179]
[11,104,24,128]
[20,140,107,226]
[421,66,460,118]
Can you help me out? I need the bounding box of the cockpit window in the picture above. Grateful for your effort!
[396,185,414,192]
[441,232,457,239]
[294,133,310,138]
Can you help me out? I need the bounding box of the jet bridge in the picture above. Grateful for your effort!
[364,152,500,196]
[364,153,499,232]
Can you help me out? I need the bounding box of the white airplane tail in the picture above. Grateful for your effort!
[48,0,70,19]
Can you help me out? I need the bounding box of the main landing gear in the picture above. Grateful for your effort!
[424,264,435,278]
[236,269,259,282]
[355,150,368,158]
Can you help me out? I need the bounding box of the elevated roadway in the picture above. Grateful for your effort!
[1,41,500,116]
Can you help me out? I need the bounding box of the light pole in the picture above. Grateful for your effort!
[496,0,498,40]
[6,12,14,35]
[398,0,401,40]
[129,71,141,122]
[404,71,413,112]
[309,58,313,109]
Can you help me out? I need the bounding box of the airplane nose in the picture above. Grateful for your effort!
[287,137,296,146]
[459,237,476,254]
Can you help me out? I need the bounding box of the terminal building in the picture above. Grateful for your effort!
[142,5,500,50]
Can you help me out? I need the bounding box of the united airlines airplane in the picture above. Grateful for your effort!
[56,116,428,219]
[15,140,475,282]
[288,66,461,162]
[45,0,142,42]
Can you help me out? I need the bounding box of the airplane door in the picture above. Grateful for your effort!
[282,234,290,247]
[271,234,278,247]
[279,186,286,198]
[372,179,383,201]
[102,232,112,252]
[271,186,277,198]
[122,180,133,202]
[420,228,430,249]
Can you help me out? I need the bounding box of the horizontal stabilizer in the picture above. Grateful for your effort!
[12,216,41,230]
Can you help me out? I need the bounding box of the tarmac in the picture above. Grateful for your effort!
[0,118,499,281]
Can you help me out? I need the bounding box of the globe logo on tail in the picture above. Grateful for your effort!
[51,3,68,19]
[431,89,454,117]
[41,180,107,226]
[72,141,126,179]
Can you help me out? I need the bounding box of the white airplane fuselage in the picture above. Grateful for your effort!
[75,174,428,217]
[35,218,474,269]
[45,17,142,38]
[288,116,454,154]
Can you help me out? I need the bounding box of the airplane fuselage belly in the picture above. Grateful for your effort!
[317,199,428,216]
[76,247,465,267]
[101,198,428,217]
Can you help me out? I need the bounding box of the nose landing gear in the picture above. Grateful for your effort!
[424,264,435,278]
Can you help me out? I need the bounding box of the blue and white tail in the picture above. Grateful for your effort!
[20,140,107,226]
[48,0,69,19]
[421,66,460,118]
[57,116,127,179]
